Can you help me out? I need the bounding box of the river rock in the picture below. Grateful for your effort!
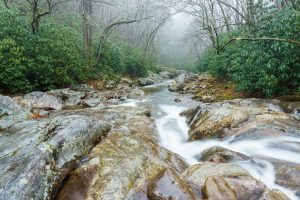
[138,78,155,86]
[56,133,188,200]
[82,98,101,107]
[183,99,300,141]
[160,71,176,79]
[148,72,163,82]
[168,73,198,93]
[128,88,145,99]
[264,158,300,195]
[0,94,31,129]
[199,95,214,103]
[47,88,86,107]
[168,81,180,92]
[183,162,288,200]
[201,146,250,163]
[105,80,116,90]
[20,91,64,110]
[0,111,111,200]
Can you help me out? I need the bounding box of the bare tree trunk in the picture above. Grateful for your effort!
[216,0,230,32]
[81,0,93,64]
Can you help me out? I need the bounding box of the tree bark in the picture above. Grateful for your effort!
[81,0,93,64]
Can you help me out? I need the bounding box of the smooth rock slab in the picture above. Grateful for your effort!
[0,112,111,200]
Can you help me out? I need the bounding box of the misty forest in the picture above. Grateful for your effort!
[0,0,300,200]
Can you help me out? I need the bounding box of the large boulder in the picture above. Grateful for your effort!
[20,91,64,110]
[138,78,155,86]
[183,162,289,200]
[0,94,31,129]
[159,71,177,79]
[183,99,300,141]
[0,111,111,200]
[56,131,188,200]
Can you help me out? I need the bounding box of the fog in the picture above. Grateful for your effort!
[156,13,198,69]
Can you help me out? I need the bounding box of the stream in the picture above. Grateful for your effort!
[124,80,300,200]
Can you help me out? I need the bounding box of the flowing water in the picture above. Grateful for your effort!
[123,81,300,200]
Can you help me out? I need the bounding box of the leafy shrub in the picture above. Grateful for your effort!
[98,41,151,78]
[0,5,85,93]
[197,8,300,97]
[0,38,32,93]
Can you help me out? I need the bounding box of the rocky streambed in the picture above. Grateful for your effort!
[0,72,300,200]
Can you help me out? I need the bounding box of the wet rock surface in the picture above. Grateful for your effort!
[0,109,111,199]
[200,146,250,163]
[183,99,300,141]
[183,162,289,200]
[147,169,199,200]
[0,89,166,200]
[56,124,188,200]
